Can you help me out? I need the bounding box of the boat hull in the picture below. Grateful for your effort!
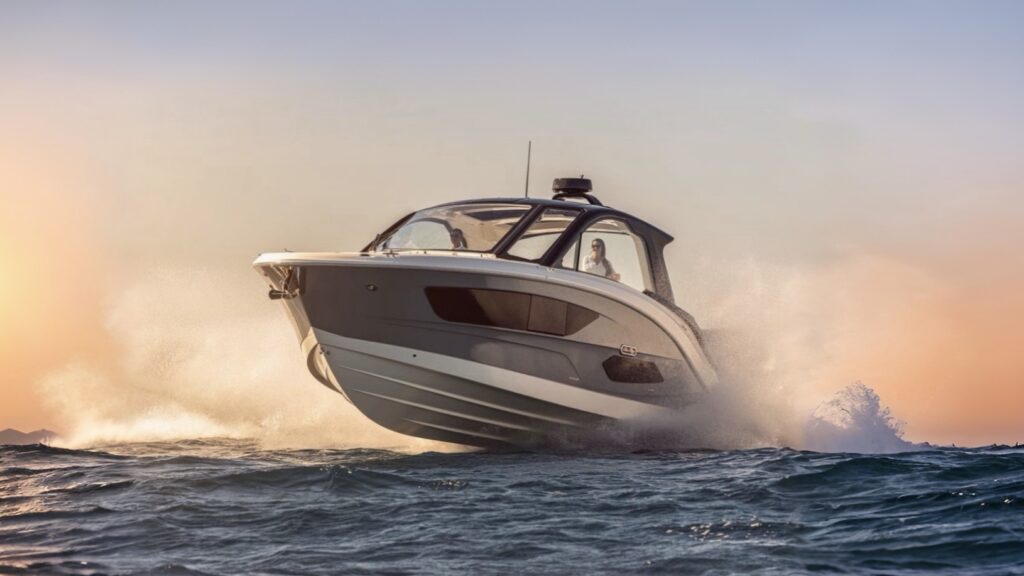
[257,252,716,449]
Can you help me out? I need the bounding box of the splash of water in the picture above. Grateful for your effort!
[38,266,460,453]
[802,382,916,453]
[633,256,922,453]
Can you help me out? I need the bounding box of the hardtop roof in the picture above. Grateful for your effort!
[432,196,674,244]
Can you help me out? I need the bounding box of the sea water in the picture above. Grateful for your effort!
[2,440,1023,575]
[9,269,1024,574]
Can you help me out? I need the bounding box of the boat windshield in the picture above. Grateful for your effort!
[373,203,532,253]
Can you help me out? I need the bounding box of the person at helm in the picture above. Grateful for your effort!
[582,238,620,281]
[449,228,468,250]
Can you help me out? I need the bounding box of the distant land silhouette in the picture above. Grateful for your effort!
[0,428,58,445]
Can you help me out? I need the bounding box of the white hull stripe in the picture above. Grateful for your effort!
[315,330,677,421]
[347,387,542,433]
[338,363,580,427]
[405,419,511,442]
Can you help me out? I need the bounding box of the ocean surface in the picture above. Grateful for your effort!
[2,440,1023,575]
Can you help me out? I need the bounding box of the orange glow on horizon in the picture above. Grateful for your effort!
[0,139,113,432]
[818,248,1024,446]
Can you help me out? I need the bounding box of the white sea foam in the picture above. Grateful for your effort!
[636,338,918,453]
[39,266,461,453]
[628,256,920,453]
[802,382,916,453]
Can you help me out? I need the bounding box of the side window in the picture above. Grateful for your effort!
[577,219,652,292]
[505,207,581,262]
[376,203,532,252]
[383,220,451,250]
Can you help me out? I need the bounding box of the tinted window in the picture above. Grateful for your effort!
[425,287,598,336]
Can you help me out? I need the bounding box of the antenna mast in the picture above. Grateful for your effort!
[524,140,532,198]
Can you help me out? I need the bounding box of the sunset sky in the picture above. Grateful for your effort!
[2,1,1022,446]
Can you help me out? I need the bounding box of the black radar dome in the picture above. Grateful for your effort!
[552,177,593,195]
[552,176,602,205]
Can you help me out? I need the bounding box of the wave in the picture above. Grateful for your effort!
[802,382,918,453]
[3,439,1023,574]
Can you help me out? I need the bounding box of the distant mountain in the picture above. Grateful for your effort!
[0,428,58,445]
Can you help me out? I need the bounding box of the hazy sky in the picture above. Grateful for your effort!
[2,1,1023,445]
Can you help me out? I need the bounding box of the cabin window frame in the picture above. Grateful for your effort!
[363,199,677,304]
[551,215,656,293]
[366,203,535,254]
[499,206,584,263]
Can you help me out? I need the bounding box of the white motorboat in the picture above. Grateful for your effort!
[254,177,717,448]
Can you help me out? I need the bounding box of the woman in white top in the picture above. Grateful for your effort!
[582,238,620,281]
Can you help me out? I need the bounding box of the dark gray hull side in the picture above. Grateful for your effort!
[259,257,712,448]
[301,265,706,407]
